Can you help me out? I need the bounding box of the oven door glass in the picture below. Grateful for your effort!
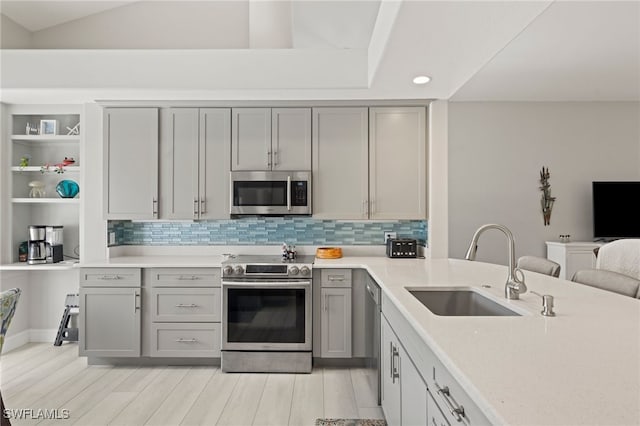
[226,288,307,345]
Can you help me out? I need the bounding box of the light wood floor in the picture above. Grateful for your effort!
[1,343,384,426]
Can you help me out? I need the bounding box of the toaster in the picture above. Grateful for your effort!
[386,238,418,258]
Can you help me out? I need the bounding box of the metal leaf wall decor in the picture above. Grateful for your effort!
[539,166,555,226]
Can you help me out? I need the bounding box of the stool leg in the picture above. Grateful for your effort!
[54,307,71,346]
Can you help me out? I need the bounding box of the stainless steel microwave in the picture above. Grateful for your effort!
[230,171,312,215]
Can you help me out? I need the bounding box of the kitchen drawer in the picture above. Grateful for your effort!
[428,391,450,426]
[430,359,489,426]
[151,288,221,322]
[321,269,352,288]
[80,268,141,287]
[148,268,221,287]
[150,323,220,357]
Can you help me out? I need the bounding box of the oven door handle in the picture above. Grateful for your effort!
[222,280,311,288]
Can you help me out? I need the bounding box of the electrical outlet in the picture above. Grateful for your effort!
[109,232,116,245]
[384,231,397,243]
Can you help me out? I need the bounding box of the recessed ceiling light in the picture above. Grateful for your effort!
[413,75,431,85]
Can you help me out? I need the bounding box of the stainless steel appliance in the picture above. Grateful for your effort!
[230,171,311,215]
[386,238,418,258]
[221,255,313,373]
[364,274,381,404]
[27,225,47,264]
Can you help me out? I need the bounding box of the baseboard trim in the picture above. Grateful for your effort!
[2,328,58,353]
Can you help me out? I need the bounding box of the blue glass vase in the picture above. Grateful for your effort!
[56,180,79,198]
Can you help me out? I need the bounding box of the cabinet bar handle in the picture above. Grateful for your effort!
[328,276,345,281]
[194,199,199,217]
[134,292,141,312]
[389,342,394,379]
[177,275,200,280]
[287,175,292,211]
[437,385,465,422]
[98,275,122,280]
[392,345,400,383]
[153,198,158,217]
[200,198,206,214]
[267,150,272,167]
[324,294,328,312]
[274,150,279,166]
[175,303,198,308]
[175,338,198,343]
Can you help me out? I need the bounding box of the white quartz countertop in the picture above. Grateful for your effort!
[79,254,640,425]
[316,257,640,426]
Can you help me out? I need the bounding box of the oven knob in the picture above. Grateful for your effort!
[289,266,299,275]
[234,266,244,275]
[300,266,310,276]
[223,266,233,276]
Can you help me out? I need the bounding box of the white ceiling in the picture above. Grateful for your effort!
[1,0,639,103]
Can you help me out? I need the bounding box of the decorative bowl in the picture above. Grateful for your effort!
[56,180,79,198]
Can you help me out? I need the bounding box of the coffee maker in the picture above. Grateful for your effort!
[46,226,64,263]
[27,225,47,265]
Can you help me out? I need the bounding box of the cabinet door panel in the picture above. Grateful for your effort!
[312,108,368,219]
[320,287,352,358]
[199,108,231,219]
[369,107,426,219]
[231,108,271,171]
[79,287,140,357]
[401,345,428,426]
[381,315,401,425]
[104,108,158,219]
[272,108,311,170]
[160,108,199,219]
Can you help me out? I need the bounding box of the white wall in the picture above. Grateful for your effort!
[0,14,31,49]
[448,102,640,265]
[30,2,249,49]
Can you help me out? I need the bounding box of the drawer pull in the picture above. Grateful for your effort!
[437,385,465,422]
[177,275,201,280]
[175,303,198,308]
[391,344,400,383]
[98,275,123,280]
[327,276,345,281]
[175,338,198,343]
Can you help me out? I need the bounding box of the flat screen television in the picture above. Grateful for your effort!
[593,181,640,239]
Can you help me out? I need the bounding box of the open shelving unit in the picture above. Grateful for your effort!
[5,108,82,266]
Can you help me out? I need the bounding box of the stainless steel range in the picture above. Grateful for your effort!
[221,255,314,373]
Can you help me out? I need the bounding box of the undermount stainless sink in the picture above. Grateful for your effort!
[408,288,522,316]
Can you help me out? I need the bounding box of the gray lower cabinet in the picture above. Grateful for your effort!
[149,323,221,358]
[381,313,428,426]
[148,268,221,358]
[318,269,352,358]
[383,293,490,426]
[79,268,142,358]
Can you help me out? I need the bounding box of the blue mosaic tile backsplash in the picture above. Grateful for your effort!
[108,218,427,246]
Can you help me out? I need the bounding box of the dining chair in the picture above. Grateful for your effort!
[571,269,640,298]
[1,288,22,426]
[516,256,561,278]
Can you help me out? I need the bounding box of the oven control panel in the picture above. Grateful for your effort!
[222,263,312,278]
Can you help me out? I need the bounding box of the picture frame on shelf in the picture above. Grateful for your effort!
[40,119,57,135]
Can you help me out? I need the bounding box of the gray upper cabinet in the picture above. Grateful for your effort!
[160,108,230,220]
[271,108,312,170]
[312,107,369,219]
[232,108,311,171]
[369,107,427,219]
[104,108,159,219]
